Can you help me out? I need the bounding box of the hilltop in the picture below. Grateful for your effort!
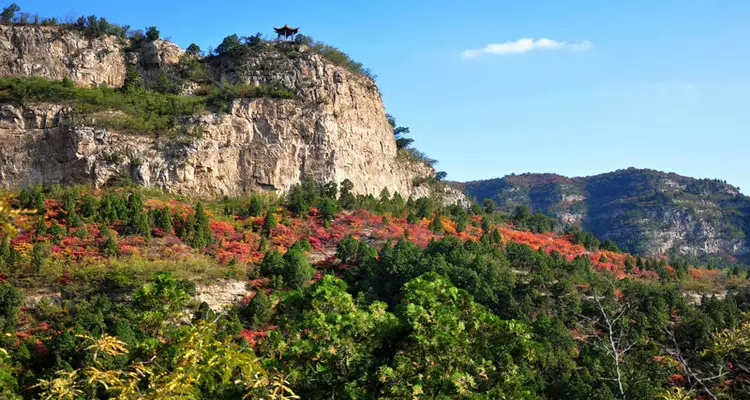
[462,168,750,261]
[0,14,460,202]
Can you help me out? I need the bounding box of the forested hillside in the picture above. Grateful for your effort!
[0,180,747,399]
[463,168,750,262]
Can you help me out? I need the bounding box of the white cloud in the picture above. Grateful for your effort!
[462,38,593,59]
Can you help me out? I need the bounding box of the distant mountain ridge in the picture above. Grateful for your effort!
[461,168,750,260]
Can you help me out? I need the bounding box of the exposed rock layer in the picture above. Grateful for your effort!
[0,25,456,201]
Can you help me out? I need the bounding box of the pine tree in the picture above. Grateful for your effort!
[33,190,45,215]
[263,211,278,236]
[153,207,173,234]
[429,213,444,234]
[247,196,263,217]
[338,179,356,209]
[79,193,97,219]
[189,203,212,248]
[283,245,314,289]
[48,221,64,243]
[99,224,118,257]
[31,241,50,274]
[241,291,273,328]
[259,249,284,277]
[0,236,10,266]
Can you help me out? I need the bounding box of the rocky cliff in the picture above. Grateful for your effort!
[0,25,450,200]
[462,168,750,260]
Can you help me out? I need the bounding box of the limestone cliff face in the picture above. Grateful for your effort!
[0,25,182,87]
[0,25,454,201]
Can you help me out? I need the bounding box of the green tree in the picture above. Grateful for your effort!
[263,211,278,236]
[152,207,173,234]
[387,114,413,150]
[79,193,97,218]
[30,241,50,273]
[429,212,444,234]
[338,179,356,209]
[377,273,538,399]
[283,244,314,289]
[259,249,285,277]
[317,197,339,222]
[323,181,338,199]
[247,196,263,217]
[186,43,202,55]
[99,225,118,257]
[240,291,273,328]
[266,276,398,398]
[482,198,496,214]
[215,34,243,56]
[0,3,20,24]
[145,26,160,41]
[188,202,212,248]
[0,282,23,333]
[336,235,359,264]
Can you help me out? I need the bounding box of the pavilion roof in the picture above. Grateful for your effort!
[273,25,299,33]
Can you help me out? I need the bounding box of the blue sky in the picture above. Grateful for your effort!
[16,0,750,191]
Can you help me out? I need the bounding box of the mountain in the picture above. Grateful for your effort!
[0,23,461,202]
[462,168,750,260]
[0,7,749,400]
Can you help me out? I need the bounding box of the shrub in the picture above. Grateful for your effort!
[295,35,376,81]
[0,76,292,136]
[145,26,160,41]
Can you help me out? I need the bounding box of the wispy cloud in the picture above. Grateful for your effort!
[462,38,593,59]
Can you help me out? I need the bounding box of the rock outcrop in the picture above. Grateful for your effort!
[0,25,459,201]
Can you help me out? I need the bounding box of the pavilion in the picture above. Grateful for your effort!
[274,25,299,41]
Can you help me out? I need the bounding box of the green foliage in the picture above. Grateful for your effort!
[132,271,192,332]
[30,241,50,273]
[151,206,173,234]
[295,34,376,81]
[204,81,293,114]
[428,212,444,234]
[247,196,263,217]
[215,34,243,56]
[378,272,537,398]
[0,3,20,23]
[240,291,273,328]
[145,25,160,41]
[259,249,285,277]
[0,282,23,332]
[176,202,212,248]
[263,211,278,235]
[282,243,314,289]
[0,76,292,136]
[1,184,748,399]
[266,276,397,398]
[99,225,119,257]
[338,179,356,209]
[186,43,202,55]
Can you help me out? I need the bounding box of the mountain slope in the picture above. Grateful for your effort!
[462,168,750,260]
